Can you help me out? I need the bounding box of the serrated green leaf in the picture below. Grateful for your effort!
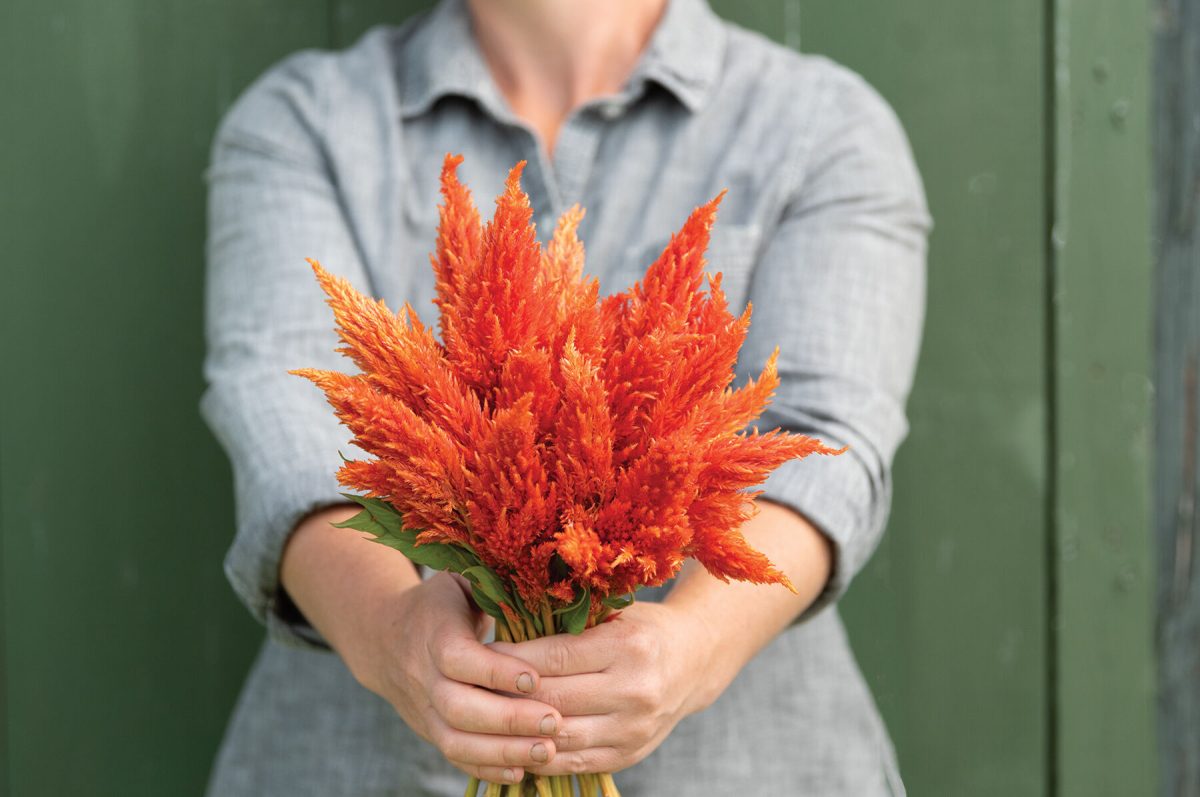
[330,508,385,535]
[336,493,406,535]
[333,494,478,573]
[601,592,635,611]
[389,538,478,572]
[560,586,590,635]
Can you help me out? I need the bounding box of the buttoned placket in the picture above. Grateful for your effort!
[395,0,720,238]
[465,72,645,238]
[547,91,634,211]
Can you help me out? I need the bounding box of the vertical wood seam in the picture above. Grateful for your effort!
[1043,0,1060,790]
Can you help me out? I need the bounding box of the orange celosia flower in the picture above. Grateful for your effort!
[291,153,845,611]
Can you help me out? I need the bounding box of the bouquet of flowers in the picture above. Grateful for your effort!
[291,154,844,797]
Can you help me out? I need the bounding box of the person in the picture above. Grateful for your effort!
[198,0,931,793]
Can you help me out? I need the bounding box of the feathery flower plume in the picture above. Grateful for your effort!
[290,154,846,797]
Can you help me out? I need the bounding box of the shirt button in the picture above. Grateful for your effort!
[597,101,623,120]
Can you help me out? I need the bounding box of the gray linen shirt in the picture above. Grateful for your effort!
[199,0,931,793]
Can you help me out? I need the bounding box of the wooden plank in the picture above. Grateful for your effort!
[332,0,432,46]
[0,2,328,794]
[1153,0,1200,793]
[714,2,1053,794]
[1050,0,1158,793]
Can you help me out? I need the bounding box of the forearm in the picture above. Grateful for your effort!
[664,499,833,707]
[279,503,424,658]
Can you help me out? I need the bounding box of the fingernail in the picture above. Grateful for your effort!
[516,672,534,693]
[503,768,516,783]
[531,743,548,763]
[539,715,557,736]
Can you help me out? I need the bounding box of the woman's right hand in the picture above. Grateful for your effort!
[280,505,560,785]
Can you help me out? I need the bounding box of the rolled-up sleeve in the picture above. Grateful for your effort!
[745,65,932,623]
[199,52,369,650]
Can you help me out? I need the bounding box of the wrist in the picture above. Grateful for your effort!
[667,600,735,716]
[280,503,422,663]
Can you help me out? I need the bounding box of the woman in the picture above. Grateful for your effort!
[199,0,931,793]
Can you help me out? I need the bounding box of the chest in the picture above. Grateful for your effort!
[335,93,793,327]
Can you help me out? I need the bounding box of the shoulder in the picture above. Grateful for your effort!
[211,21,419,161]
[713,22,926,203]
[717,22,908,142]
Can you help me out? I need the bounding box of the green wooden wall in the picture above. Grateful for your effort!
[1153,0,1200,794]
[0,1,1157,795]
[0,3,332,794]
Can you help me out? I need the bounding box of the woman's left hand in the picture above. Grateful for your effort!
[488,601,730,775]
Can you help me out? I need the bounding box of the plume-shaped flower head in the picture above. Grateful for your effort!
[291,153,846,622]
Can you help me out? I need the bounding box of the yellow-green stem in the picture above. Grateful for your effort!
[464,775,480,797]
[533,775,553,797]
[597,773,619,797]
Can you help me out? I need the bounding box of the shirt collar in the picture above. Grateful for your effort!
[396,0,726,119]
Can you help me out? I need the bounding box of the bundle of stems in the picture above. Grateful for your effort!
[465,604,621,797]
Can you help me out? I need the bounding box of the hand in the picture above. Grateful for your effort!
[352,573,564,784]
[489,601,726,775]
[280,508,561,785]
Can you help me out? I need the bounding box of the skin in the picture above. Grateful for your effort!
[279,0,835,783]
[465,0,668,155]
[283,502,831,782]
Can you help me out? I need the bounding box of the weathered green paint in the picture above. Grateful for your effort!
[0,1,1161,795]
[1152,0,1200,795]
[1051,0,1158,795]
[712,1,1053,794]
[334,0,429,45]
[0,2,329,794]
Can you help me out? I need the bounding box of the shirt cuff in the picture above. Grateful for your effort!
[221,457,347,653]
[755,437,889,624]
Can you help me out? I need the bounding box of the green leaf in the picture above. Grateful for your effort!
[470,583,507,623]
[558,586,591,635]
[330,508,385,536]
[601,592,635,611]
[461,566,514,610]
[333,493,478,573]
[548,552,570,582]
[388,538,479,572]
[553,585,588,615]
[333,493,405,535]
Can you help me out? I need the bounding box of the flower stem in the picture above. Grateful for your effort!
[597,773,619,797]
[464,776,480,797]
[533,775,553,797]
